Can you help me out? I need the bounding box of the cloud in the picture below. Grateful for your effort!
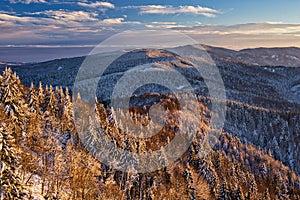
[173,22,300,35]
[151,21,177,25]
[188,32,300,50]
[1,9,300,49]
[9,0,46,4]
[125,5,219,17]
[170,22,300,49]
[100,18,124,25]
[144,21,190,29]
[99,18,140,26]
[0,13,43,23]
[42,10,99,21]
[78,1,115,9]
[0,11,140,46]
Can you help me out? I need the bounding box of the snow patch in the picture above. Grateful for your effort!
[288,55,299,60]
[177,85,186,90]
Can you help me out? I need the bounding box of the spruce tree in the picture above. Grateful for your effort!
[63,87,74,132]
[218,181,230,200]
[0,122,24,199]
[262,189,271,200]
[47,85,58,114]
[26,83,40,113]
[0,68,28,140]
[38,82,45,109]
[233,185,244,200]
[184,163,196,199]
[248,174,258,199]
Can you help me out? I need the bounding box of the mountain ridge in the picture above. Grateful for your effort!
[1,44,300,67]
[1,45,299,109]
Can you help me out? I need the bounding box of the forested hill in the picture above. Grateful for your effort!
[1,46,300,111]
[0,45,300,199]
[1,68,300,199]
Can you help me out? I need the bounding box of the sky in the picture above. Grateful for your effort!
[1,0,300,49]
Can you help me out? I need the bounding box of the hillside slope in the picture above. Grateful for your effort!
[0,68,300,199]
[1,45,300,180]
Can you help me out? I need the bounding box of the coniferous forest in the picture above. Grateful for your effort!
[0,66,300,200]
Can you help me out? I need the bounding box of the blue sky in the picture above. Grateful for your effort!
[0,0,300,49]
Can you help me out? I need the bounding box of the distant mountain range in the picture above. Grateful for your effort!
[1,44,299,110]
[0,61,23,67]
[203,45,300,67]
[0,45,300,67]
[1,45,300,66]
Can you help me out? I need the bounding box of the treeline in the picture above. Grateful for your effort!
[0,68,300,199]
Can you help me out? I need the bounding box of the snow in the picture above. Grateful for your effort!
[177,85,186,90]
[288,55,299,60]
[139,67,165,72]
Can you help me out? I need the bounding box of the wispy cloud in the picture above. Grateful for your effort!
[78,1,115,9]
[42,10,99,21]
[173,22,300,35]
[0,10,141,45]
[100,18,124,25]
[0,12,44,23]
[1,8,300,49]
[145,21,189,29]
[125,5,219,17]
[171,22,300,49]
[9,0,47,4]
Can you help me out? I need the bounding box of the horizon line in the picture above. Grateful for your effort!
[1,44,300,51]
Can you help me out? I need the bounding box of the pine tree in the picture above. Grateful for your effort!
[0,121,24,199]
[86,116,101,156]
[278,173,289,199]
[38,82,45,109]
[218,181,230,200]
[26,83,40,114]
[184,163,196,199]
[233,185,244,200]
[0,68,28,140]
[56,86,65,118]
[272,173,281,196]
[262,189,271,200]
[248,174,258,199]
[63,87,74,132]
[185,164,210,200]
[47,85,58,114]
[65,144,101,199]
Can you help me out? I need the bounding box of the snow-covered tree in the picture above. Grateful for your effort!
[0,122,24,199]
[0,68,28,140]
[233,185,244,200]
[218,181,230,200]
